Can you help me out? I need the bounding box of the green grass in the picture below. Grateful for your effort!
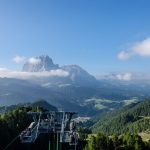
[83,97,139,111]
[123,98,139,106]
[95,104,107,110]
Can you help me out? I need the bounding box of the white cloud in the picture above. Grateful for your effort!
[0,67,8,71]
[28,57,41,65]
[0,69,69,79]
[117,51,133,60]
[96,72,132,81]
[118,37,150,60]
[96,72,150,81]
[116,73,132,81]
[133,38,150,56]
[12,56,41,64]
[13,56,26,63]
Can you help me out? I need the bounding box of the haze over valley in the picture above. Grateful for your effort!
[0,55,150,117]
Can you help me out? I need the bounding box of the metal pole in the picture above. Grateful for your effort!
[56,132,59,150]
[49,140,50,150]
[59,142,61,150]
[75,138,76,150]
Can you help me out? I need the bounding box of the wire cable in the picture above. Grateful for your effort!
[2,134,19,150]
[2,125,29,150]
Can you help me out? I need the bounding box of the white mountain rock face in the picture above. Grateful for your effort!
[22,55,97,86]
[22,55,59,72]
[62,65,97,85]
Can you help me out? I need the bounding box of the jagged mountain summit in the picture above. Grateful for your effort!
[22,55,59,72]
[22,55,97,86]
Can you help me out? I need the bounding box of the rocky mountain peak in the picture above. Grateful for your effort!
[22,55,59,72]
[22,55,97,86]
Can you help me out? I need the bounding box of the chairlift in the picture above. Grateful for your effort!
[38,113,51,133]
[20,122,39,143]
[20,111,78,147]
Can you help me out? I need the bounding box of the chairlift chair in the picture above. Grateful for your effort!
[20,122,39,143]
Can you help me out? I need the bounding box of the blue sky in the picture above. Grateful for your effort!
[0,0,150,75]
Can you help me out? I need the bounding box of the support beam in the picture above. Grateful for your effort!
[56,132,59,150]
[49,140,50,150]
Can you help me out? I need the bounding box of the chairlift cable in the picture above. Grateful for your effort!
[3,123,32,150]
[2,134,19,150]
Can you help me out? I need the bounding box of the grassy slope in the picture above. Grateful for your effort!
[92,99,150,135]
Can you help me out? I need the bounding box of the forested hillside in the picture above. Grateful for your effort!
[92,99,150,135]
[0,99,58,114]
[0,107,33,150]
[84,132,150,150]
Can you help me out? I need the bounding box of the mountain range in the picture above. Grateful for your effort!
[0,55,150,116]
